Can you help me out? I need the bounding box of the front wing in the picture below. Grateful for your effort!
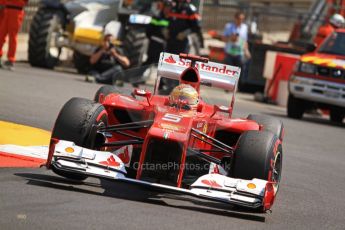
[48,140,276,211]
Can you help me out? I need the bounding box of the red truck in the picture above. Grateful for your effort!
[288,29,345,123]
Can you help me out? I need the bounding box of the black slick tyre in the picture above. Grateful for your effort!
[94,85,131,102]
[247,114,284,141]
[50,97,108,180]
[231,131,282,191]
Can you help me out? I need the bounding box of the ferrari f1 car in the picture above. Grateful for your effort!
[47,53,284,212]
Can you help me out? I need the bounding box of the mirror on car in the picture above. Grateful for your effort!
[133,88,152,98]
[211,105,230,117]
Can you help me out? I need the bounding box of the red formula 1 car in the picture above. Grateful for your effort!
[47,53,283,212]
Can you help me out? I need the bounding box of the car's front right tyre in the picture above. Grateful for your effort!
[231,131,282,191]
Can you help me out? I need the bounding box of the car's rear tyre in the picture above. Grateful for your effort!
[287,94,305,119]
[247,114,284,140]
[231,131,282,191]
[50,97,108,180]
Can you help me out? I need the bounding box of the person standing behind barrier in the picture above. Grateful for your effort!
[314,14,345,47]
[223,11,251,91]
[223,31,250,68]
[159,0,202,94]
[144,0,171,65]
[224,11,248,42]
[223,11,250,65]
[0,0,28,71]
[165,0,202,54]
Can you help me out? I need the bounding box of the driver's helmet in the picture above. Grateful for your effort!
[169,84,199,109]
[329,14,345,28]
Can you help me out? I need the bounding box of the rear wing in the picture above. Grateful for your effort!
[157,52,241,91]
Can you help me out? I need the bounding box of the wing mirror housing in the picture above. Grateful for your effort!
[133,88,152,105]
[211,105,231,117]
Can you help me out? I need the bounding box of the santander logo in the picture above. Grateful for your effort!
[99,155,120,167]
[117,146,130,164]
[164,55,176,64]
[164,55,239,77]
[201,179,222,188]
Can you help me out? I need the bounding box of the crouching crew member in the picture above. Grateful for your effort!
[86,34,130,86]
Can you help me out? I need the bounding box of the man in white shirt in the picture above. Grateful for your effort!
[223,11,250,67]
[223,11,251,91]
[224,11,248,42]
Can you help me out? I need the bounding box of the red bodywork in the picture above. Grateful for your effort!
[98,62,260,188]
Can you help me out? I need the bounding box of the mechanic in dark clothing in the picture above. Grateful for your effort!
[144,0,171,65]
[159,0,203,94]
[165,0,202,54]
[86,34,130,85]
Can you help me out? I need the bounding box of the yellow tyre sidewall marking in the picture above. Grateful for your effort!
[0,121,51,146]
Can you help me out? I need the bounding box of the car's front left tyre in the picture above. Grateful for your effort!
[50,97,108,180]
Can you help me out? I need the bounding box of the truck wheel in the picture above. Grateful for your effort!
[247,114,284,141]
[123,29,148,67]
[73,51,91,74]
[287,94,305,119]
[94,85,131,102]
[29,8,64,69]
[50,98,108,180]
[330,107,344,123]
[231,131,282,192]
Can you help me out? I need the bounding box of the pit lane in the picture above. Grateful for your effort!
[0,63,344,229]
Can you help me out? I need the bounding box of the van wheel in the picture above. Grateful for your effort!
[287,94,305,119]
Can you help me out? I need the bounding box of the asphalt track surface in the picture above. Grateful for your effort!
[1,64,345,230]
